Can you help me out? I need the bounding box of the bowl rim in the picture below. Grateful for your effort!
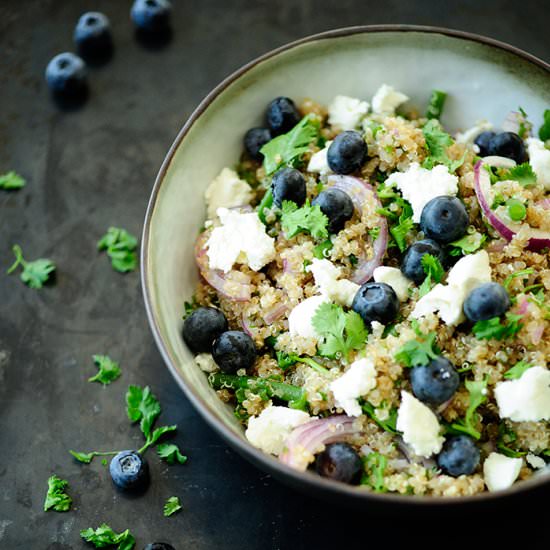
[141,24,550,506]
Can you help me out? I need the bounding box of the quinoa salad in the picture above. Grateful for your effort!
[182,85,550,497]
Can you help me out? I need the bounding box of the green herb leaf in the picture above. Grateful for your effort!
[422,120,464,173]
[395,328,439,367]
[157,443,188,465]
[389,204,414,253]
[182,296,199,320]
[496,423,527,458]
[472,313,524,341]
[97,227,138,273]
[361,452,387,492]
[517,106,532,140]
[126,385,161,438]
[502,163,537,187]
[257,188,274,225]
[361,401,398,434]
[503,267,534,289]
[448,232,487,257]
[140,425,177,453]
[44,475,72,512]
[418,254,445,297]
[7,244,55,289]
[164,496,182,517]
[426,90,447,120]
[260,115,320,175]
[368,227,381,241]
[88,355,121,385]
[69,450,117,464]
[449,377,488,440]
[0,170,26,190]
[281,199,329,240]
[80,523,135,550]
[503,360,533,380]
[313,239,333,259]
[539,109,550,141]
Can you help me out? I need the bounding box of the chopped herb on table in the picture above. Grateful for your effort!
[97,227,138,273]
[80,523,135,550]
[88,355,121,385]
[280,199,329,240]
[449,377,488,440]
[157,443,188,465]
[43,475,72,512]
[163,496,182,517]
[7,244,56,288]
[0,170,26,190]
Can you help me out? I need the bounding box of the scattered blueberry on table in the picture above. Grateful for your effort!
[109,450,150,491]
[45,52,87,97]
[74,11,112,61]
[131,0,172,33]
[144,543,176,550]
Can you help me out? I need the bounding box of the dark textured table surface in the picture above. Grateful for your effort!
[1,1,548,548]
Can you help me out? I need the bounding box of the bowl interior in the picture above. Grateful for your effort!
[143,27,549,498]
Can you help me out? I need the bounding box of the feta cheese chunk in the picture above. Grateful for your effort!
[527,138,550,190]
[328,95,369,131]
[371,84,409,115]
[396,391,444,458]
[411,250,491,326]
[373,266,411,302]
[245,405,311,456]
[494,366,550,422]
[455,120,494,145]
[330,358,377,417]
[195,353,218,373]
[308,258,360,307]
[204,167,254,219]
[206,207,276,272]
[288,295,328,339]
[483,452,523,492]
[526,453,546,470]
[386,162,459,223]
[307,141,332,175]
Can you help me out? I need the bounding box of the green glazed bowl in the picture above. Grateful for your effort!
[142,25,550,510]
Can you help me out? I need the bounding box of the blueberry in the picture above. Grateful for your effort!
[474,131,496,157]
[244,128,272,161]
[271,167,306,207]
[315,443,362,484]
[410,356,460,405]
[401,239,444,285]
[327,131,367,174]
[144,544,176,550]
[463,282,511,322]
[74,12,112,59]
[437,436,480,477]
[351,282,399,326]
[265,97,300,135]
[312,188,354,233]
[488,132,527,164]
[420,196,469,244]
[45,53,87,97]
[109,450,149,491]
[182,307,228,354]
[212,331,256,374]
[131,0,172,33]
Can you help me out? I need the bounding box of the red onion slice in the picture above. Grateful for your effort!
[473,161,550,252]
[263,302,288,324]
[327,175,388,284]
[195,230,252,301]
[279,415,359,471]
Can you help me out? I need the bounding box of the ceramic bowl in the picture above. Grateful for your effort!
[142,25,550,510]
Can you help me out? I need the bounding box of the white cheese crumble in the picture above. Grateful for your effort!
[308,258,360,307]
[396,391,444,458]
[455,120,493,145]
[483,452,523,492]
[288,295,328,340]
[307,141,332,175]
[195,353,218,373]
[204,167,254,219]
[526,453,546,470]
[386,162,459,223]
[373,266,411,302]
[526,138,550,190]
[245,405,311,456]
[371,84,409,115]
[206,207,276,272]
[411,250,492,326]
[330,357,377,417]
[328,95,369,131]
[494,366,550,422]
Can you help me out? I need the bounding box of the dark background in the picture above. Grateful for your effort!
[0,1,548,548]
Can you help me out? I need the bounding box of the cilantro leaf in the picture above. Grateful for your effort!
[472,313,524,340]
[501,163,537,187]
[140,425,177,453]
[539,109,550,141]
[126,385,161,438]
[260,115,319,175]
[394,328,439,367]
[449,377,488,440]
[182,296,199,320]
[257,188,274,224]
[0,170,26,190]
[496,423,527,458]
[280,200,329,240]
[503,267,534,289]
[97,227,138,273]
[69,450,117,464]
[313,239,333,259]
[361,401,398,434]
[44,475,72,512]
[164,496,182,517]
[7,244,55,289]
[80,523,135,550]
[418,253,445,297]
[389,204,414,253]
[426,90,447,120]
[422,120,464,173]
[89,355,122,385]
[503,360,533,380]
[157,443,188,465]
[448,231,487,257]
[311,303,368,361]
[361,452,387,492]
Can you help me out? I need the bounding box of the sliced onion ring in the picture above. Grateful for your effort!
[327,175,388,284]
[279,415,359,471]
[473,160,550,252]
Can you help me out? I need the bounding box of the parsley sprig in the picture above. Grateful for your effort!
[449,377,488,440]
[275,351,329,375]
[280,199,329,240]
[157,443,188,465]
[394,322,440,367]
[418,254,445,297]
[311,303,368,361]
[80,523,135,550]
[472,313,524,341]
[0,170,26,190]
[44,475,72,512]
[97,227,138,273]
[422,120,464,173]
[88,355,121,385]
[7,244,56,288]
[164,496,182,517]
[501,163,537,187]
